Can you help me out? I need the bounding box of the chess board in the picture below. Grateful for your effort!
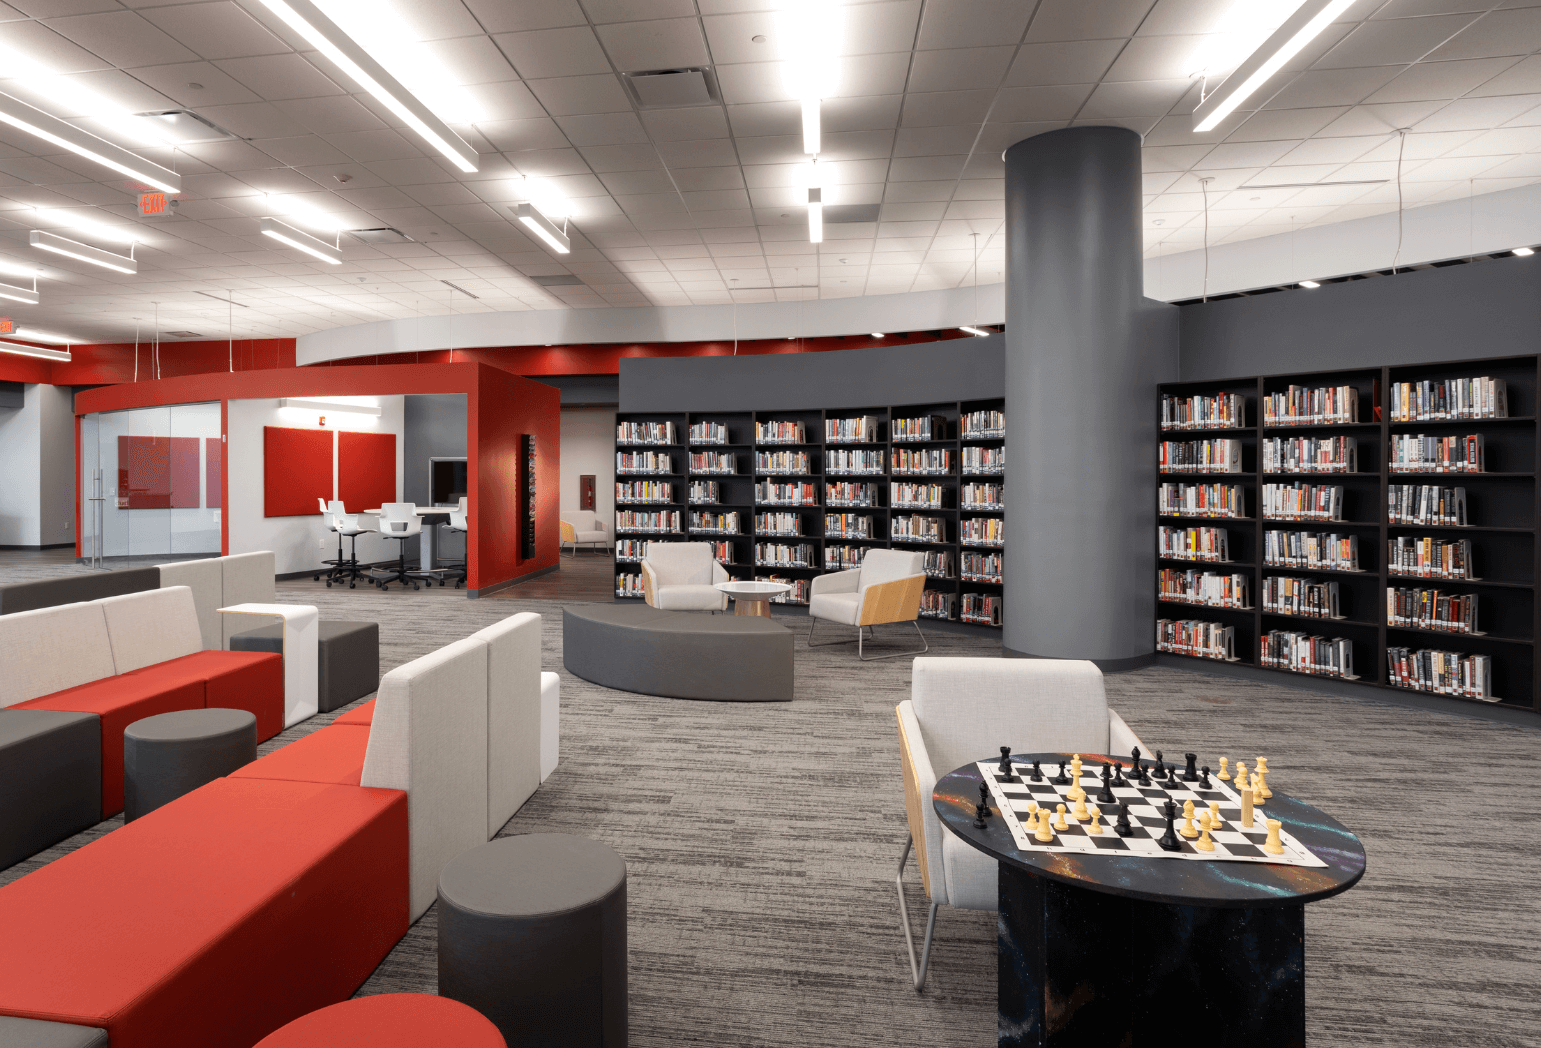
[977,760,1328,868]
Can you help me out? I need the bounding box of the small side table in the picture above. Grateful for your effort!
[123,709,256,821]
[714,580,792,618]
[218,603,319,728]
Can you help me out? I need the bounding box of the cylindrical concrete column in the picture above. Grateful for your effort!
[1003,126,1170,668]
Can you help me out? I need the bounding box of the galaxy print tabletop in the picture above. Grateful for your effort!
[935,751,1366,908]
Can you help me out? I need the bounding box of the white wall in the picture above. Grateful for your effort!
[227,395,405,575]
[0,384,42,546]
[560,406,614,535]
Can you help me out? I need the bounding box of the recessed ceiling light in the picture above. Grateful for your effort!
[1300,279,1320,288]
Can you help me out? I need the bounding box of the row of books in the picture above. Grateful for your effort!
[893,415,945,441]
[1386,647,1492,699]
[825,513,874,538]
[826,416,879,443]
[755,451,810,474]
[961,482,1003,510]
[1159,526,1230,562]
[1261,483,1344,522]
[1388,484,1467,526]
[1389,433,1485,473]
[921,590,957,619]
[1262,384,1359,426]
[961,592,1002,625]
[690,511,740,534]
[1389,377,1508,421]
[924,550,955,577]
[616,510,680,533]
[1264,531,1360,572]
[1159,439,1244,474]
[1161,392,1246,432]
[892,482,948,509]
[1262,577,1341,619]
[825,545,866,569]
[826,450,884,474]
[617,421,676,445]
[1262,436,1357,474]
[617,481,672,504]
[1158,570,1248,609]
[689,481,721,504]
[688,421,729,445]
[616,573,646,598]
[756,543,814,567]
[757,511,801,535]
[828,482,879,507]
[756,421,806,444]
[1260,631,1355,678]
[960,517,1004,547]
[617,452,671,474]
[1386,587,1479,634]
[961,446,1004,474]
[962,410,1005,439]
[1159,482,1245,518]
[1388,536,1475,579]
[1156,619,1235,661]
[615,540,649,562]
[756,481,818,505]
[893,448,952,474]
[706,541,734,563]
[756,574,809,603]
[690,452,735,474]
[961,551,1002,582]
[892,515,945,542]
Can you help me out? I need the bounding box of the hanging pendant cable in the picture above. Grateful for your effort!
[1200,177,1214,302]
[730,278,739,355]
[228,292,234,373]
[133,319,140,382]
[971,232,981,328]
[448,287,455,363]
[1392,128,1408,274]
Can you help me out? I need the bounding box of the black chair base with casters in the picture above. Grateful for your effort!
[370,537,422,591]
[316,531,365,589]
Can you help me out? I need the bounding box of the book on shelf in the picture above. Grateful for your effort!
[1390,433,1485,473]
[755,542,814,567]
[1261,482,1344,522]
[1159,439,1242,473]
[708,541,734,563]
[1158,569,1248,608]
[1262,384,1359,426]
[825,416,879,442]
[825,449,884,475]
[961,592,1002,626]
[756,511,802,535]
[615,510,680,533]
[892,514,946,543]
[1260,631,1355,678]
[891,481,946,509]
[1388,536,1476,580]
[755,450,810,474]
[893,415,946,441]
[756,574,809,603]
[921,589,958,620]
[690,510,740,534]
[1386,647,1492,699]
[688,421,729,444]
[688,480,721,504]
[1262,436,1357,473]
[616,572,645,598]
[826,482,879,507]
[1156,619,1235,661]
[961,409,1005,439]
[923,549,955,578]
[615,539,650,562]
[1160,392,1245,431]
[1264,530,1360,572]
[824,544,866,569]
[616,451,672,474]
[689,451,736,474]
[1159,482,1244,518]
[617,420,676,445]
[960,517,1004,547]
[961,446,1004,474]
[892,448,953,475]
[1386,587,1480,634]
[1262,576,1341,619]
[1388,485,1467,526]
[756,481,818,505]
[824,513,874,539]
[616,480,673,504]
[755,420,805,443]
[961,550,1003,583]
[1158,525,1230,562]
[1391,377,1507,422]
[961,482,1003,510]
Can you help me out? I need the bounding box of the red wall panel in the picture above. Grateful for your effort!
[337,431,396,513]
[117,436,169,509]
[205,437,222,509]
[169,437,200,508]
[471,365,560,591]
[263,427,332,518]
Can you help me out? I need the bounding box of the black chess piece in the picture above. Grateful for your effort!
[1182,752,1199,782]
[1136,761,1152,787]
[1029,760,1043,783]
[1097,763,1116,804]
[1051,761,1070,786]
[1114,801,1134,838]
[974,780,992,828]
[1199,765,1212,790]
[1129,746,1142,775]
[997,746,1018,782]
[1157,800,1182,852]
[1111,762,1127,788]
[1153,750,1167,780]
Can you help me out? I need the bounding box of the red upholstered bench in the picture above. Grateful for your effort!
[332,698,375,726]
[231,723,370,787]
[253,993,505,1048]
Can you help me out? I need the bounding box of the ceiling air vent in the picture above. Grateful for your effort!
[623,68,717,108]
[134,110,237,143]
[165,331,203,338]
[346,227,414,244]
[825,204,880,224]
[530,274,585,287]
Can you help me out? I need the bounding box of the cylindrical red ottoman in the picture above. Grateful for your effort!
[253,993,505,1048]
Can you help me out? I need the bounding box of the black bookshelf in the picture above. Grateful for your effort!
[613,399,1005,627]
[1157,355,1539,713]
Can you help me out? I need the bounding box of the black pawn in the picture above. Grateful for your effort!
[974,780,992,828]
[1181,752,1199,782]
[1111,762,1127,788]
[1097,763,1116,804]
[1199,765,1212,790]
[1051,761,1070,786]
[1029,760,1043,783]
[1157,800,1182,852]
[997,746,1017,782]
[1137,762,1152,787]
[1114,802,1134,837]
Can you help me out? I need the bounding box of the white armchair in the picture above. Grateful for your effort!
[641,542,728,611]
[560,511,608,556]
[808,548,928,660]
[894,657,1147,989]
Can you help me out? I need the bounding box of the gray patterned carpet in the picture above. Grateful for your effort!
[5,561,1540,1046]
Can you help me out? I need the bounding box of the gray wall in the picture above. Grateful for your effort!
[619,334,1005,412]
[1181,254,1541,380]
[533,375,619,405]
[404,393,467,560]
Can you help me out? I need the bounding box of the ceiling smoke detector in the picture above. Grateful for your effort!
[622,68,718,108]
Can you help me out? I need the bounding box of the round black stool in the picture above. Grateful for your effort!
[123,708,257,821]
[438,834,627,1048]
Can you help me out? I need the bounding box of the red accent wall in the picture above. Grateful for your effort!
[470,364,560,591]
[0,339,295,385]
[263,426,332,518]
[338,431,396,513]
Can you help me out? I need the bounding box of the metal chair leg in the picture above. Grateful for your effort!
[896,835,939,991]
[859,619,929,661]
[807,615,857,648]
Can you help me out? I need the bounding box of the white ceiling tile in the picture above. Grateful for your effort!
[1079,78,1190,118]
[577,143,666,171]
[821,95,903,134]
[681,189,751,210]
[1468,53,1541,97]
[1315,15,1482,70]
[908,47,1016,92]
[273,96,388,136]
[900,90,995,127]
[423,37,520,86]
[253,135,355,168]
[726,101,800,138]
[462,0,587,34]
[469,80,549,122]
[1193,140,1297,170]
[580,0,698,23]
[128,62,260,107]
[332,128,424,163]
[595,18,709,71]
[917,0,1032,49]
[700,12,778,66]
[1262,66,1403,110]
[1364,57,1522,103]
[1445,123,1541,155]
[893,125,980,157]
[1472,152,1541,178]
[712,61,790,105]
[1226,106,1350,143]
[0,18,111,72]
[495,27,613,79]
[1104,35,1211,83]
[671,166,744,191]
[1138,0,1242,37]
[1004,39,1126,87]
[887,155,967,181]
[1026,0,1154,43]
[730,135,803,165]
[1427,6,1541,61]
[881,201,946,221]
[641,106,731,141]
[1316,100,1448,136]
[1277,134,1385,165]
[599,170,677,195]
[195,101,309,140]
[1416,92,1541,130]
[215,54,346,100]
[140,3,287,61]
[527,74,633,116]
[554,112,650,146]
[656,138,740,167]
[41,10,198,67]
[992,84,1097,122]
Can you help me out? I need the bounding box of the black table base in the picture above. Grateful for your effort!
[998,863,1305,1048]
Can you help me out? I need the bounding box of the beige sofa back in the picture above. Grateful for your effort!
[470,613,542,838]
[100,587,204,673]
[157,552,277,650]
[0,601,116,707]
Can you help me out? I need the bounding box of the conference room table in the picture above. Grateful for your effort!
[361,506,456,570]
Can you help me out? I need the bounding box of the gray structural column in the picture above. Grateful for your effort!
[1003,126,1177,668]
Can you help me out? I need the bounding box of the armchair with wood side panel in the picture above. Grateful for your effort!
[640,542,728,611]
[559,511,608,557]
[807,548,928,660]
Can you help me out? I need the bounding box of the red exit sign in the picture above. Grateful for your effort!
[138,192,169,217]
[0,317,11,335]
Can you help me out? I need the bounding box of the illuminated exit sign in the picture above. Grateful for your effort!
[0,317,11,335]
[138,192,170,217]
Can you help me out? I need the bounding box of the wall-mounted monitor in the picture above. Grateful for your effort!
[430,457,467,506]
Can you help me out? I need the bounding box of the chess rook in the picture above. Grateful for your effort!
[1182,752,1199,782]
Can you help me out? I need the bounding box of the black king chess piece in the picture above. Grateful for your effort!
[1114,801,1134,837]
[1182,752,1200,782]
[974,780,992,828]
[1199,765,1212,790]
[1097,763,1116,804]
[997,746,1018,782]
[1157,800,1183,852]
[1051,760,1070,786]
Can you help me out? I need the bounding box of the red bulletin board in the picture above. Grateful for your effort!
[338,431,396,513]
[169,436,199,508]
[263,426,332,517]
[116,436,198,509]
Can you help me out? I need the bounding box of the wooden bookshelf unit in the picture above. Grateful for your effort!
[613,399,1005,628]
[1158,355,1538,713]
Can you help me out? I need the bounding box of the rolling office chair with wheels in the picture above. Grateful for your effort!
[423,497,469,588]
[371,503,425,591]
[314,498,368,588]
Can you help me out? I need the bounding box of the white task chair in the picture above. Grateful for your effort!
[894,657,1147,990]
[559,511,609,557]
[808,548,928,660]
[423,497,469,588]
[314,498,369,588]
[641,542,728,611]
[371,502,425,591]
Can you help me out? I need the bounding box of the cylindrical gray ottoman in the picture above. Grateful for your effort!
[123,709,257,822]
[438,834,627,1048]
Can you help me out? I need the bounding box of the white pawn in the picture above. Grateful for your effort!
[1087,804,1103,835]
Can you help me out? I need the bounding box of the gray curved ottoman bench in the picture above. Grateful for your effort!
[563,604,793,702]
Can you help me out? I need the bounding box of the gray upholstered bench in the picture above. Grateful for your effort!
[0,710,102,869]
[230,620,380,712]
[562,604,793,702]
[0,1017,107,1047]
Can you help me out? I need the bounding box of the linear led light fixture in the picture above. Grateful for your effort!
[15,327,80,344]
[807,187,823,244]
[959,326,991,338]
[0,275,39,305]
[0,340,70,361]
[280,397,381,416]
[260,218,342,264]
[1300,279,1321,288]
[515,203,571,254]
[1514,247,1535,257]
[1240,179,1387,190]
[254,0,478,173]
[1193,0,1359,133]
[0,89,182,193]
[870,332,884,338]
[29,231,137,274]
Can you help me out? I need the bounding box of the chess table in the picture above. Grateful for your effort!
[934,751,1366,1048]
